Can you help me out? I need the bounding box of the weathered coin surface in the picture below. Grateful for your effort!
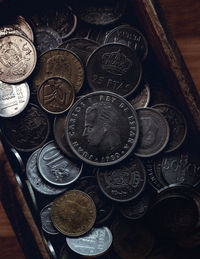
[129,81,150,109]
[40,203,59,235]
[97,155,146,202]
[26,149,68,195]
[153,157,168,186]
[1,103,50,152]
[66,91,139,166]
[105,25,148,61]
[37,77,75,114]
[152,104,187,153]
[15,16,34,41]
[134,107,170,157]
[38,141,83,186]
[31,48,84,93]
[34,26,62,56]
[51,190,96,236]
[66,227,112,257]
[86,43,142,97]
[0,25,28,38]
[0,34,37,83]
[0,80,30,117]
[60,38,100,65]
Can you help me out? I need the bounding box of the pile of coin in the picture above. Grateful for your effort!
[1,0,200,258]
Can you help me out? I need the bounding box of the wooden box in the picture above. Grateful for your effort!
[1,0,200,258]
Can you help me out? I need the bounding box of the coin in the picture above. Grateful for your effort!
[134,107,170,157]
[105,25,148,61]
[37,141,83,186]
[129,81,150,109]
[15,16,34,41]
[34,26,62,56]
[153,157,168,186]
[40,203,59,235]
[25,180,38,215]
[1,103,50,152]
[152,104,187,153]
[0,25,28,38]
[60,38,100,65]
[26,149,68,195]
[0,80,30,117]
[0,34,37,83]
[37,77,75,114]
[66,91,139,166]
[66,227,113,257]
[31,48,84,93]
[86,43,142,98]
[51,190,96,236]
[97,155,146,202]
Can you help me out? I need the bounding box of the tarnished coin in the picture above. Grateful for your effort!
[31,49,84,93]
[37,141,83,186]
[66,227,113,257]
[15,16,34,41]
[60,38,100,65]
[0,80,30,117]
[53,115,77,159]
[134,108,170,157]
[105,25,148,61]
[73,0,126,26]
[153,157,168,186]
[66,91,139,166]
[97,155,146,202]
[40,203,59,235]
[152,104,187,153]
[26,149,68,195]
[0,34,37,83]
[51,190,96,236]
[37,77,75,114]
[129,81,150,109]
[34,26,62,56]
[1,103,50,152]
[86,43,142,97]
[0,25,28,38]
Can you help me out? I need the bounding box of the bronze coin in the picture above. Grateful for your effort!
[15,16,34,41]
[51,190,96,236]
[37,77,75,114]
[0,34,37,83]
[31,48,84,93]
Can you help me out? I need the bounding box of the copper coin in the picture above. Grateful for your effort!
[51,190,96,236]
[0,80,30,117]
[0,34,37,83]
[129,81,150,109]
[15,16,34,41]
[1,103,50,152]
[31,48,84,93]
[66,91,139,166]
[86,43,142,98]
[37,77,75,114]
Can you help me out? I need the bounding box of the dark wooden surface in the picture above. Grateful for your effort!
[1,0,200,258]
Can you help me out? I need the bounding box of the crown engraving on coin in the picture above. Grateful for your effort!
[102,49,132,75]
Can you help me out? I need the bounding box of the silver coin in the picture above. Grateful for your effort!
[0,81,30,117]
[40,203,59,235]
[26,149,67,195]
[37,140,83,186]
[129,81,150,109]
[66,227,113,257]
[0,25,28,38]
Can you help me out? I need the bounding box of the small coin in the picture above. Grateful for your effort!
[37,77,75,114]
[66,91,139,166]
[31,48,84,93]
[0,80,30,117]
[152,104,187,153]
[15,16,34,41]
[129,81,150,109]
[60,38,100,66]
[40,203,59,235]
[105,25,148,61]
[37,140,83,186]
[34,26,62,56]
[97,155,146,202]
[66,227,113,257]
[134,107,170,157]
[26,149,68,195]
[1,103,50,152]
[153,157,168,186]
[51,190,96,236]
[86,43,142,98]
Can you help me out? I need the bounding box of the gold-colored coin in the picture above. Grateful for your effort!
[51,190,96,237]
[31,48,84,93]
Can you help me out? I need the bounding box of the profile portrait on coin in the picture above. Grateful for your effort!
[82,102,121,153]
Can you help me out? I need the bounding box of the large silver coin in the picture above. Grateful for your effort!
[40,203,59,235]
[0,81,30,117]
[66,91,139,166]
